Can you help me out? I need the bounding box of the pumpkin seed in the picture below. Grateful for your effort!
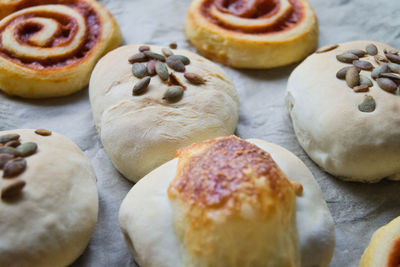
[374,55,389,65]
[133,77,151,95]
[166,56,185,72]
[371,64,389,79]
[388,63,400,73]
[3,158,26,178]
[174,55,190,65]
[143,51,165,62]
[35,129,52,136]
[16,142,37,157]
[5,140,20,148]
[315,44,338,53]
[184,72,205,84]
[155,61,169,81]
[347,49,366,57]
[358,95,376,112]
[1,178,25,200]
[353,84,369,93]
[128,53,148,64]
[162,48,174,57]
[168,73,186,89]
[366,44,378,56]
[132,63,148,78]
[336,67,349,80]
[163,86,184,102]
[336,53,358,63]
[169,42,177,49]
[346,66,360,88]
[377,78,397,93]
[147,60,157,76]
[0,134,19,144]
[359,75,373,87]
[384,49,399,55]
[353,60,373,71]
[139,45,150,52]
[0,147,21,157]
[386,53,400,64]
[380,73,400,83]
[0,153,13,169]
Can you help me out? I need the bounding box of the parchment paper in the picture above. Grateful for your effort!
[1,0,399,266]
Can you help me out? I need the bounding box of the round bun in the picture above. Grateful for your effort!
[0,0,122,98]
[0,129,98,267]
[90,45,239,182]
[359,216,400,267]
[119,136,335,267]
[286,40,400,182]
[185,0,318,69]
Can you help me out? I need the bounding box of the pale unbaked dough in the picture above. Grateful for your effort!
[0,129,98,267]
[119,138,335,267]
[89,45,239,182]
[286,40,400,182]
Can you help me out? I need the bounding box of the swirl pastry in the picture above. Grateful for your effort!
[286,41,400,182]
[0,0,122,98]
[185,0,318,69]
[90,44,239,182]
[0,129,98,267]
[119,136,335,267]
[359,216,400,267]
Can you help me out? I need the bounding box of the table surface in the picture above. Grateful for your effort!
[1,0,399,266]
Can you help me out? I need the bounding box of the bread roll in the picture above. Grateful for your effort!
[0,129,98,267]
[0,0,122,98]
[359,216,400,267]
[119,136,335,267]
[90,45,239,182]
[286,40,400,182]
[185,0,318,69]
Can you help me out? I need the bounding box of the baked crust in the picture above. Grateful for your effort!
[0,0,122,98]
[360,216,400,267]
[119,136,335,267]
[185,0,318,69]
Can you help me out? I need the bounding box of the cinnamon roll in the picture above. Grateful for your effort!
[0,0,122,98]
[185,0,318,69]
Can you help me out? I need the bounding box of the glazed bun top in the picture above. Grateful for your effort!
[168,136,300,266]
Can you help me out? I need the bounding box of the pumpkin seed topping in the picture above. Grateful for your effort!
[3,158,26,178]
[169,42,177,49]
[16,142,37,157]
[353,84,369,93]
[1,179,25,200]
[139,45,150,52]
[0,134,20,144]
[0,154,14,169]
[155,61,169,81]
[358,95,376,112]
[166,56,185,72]
[337,53,359,63]
[316,44,338,53]
[132,63,148,78]
[366,44,378,56]
[128,53,148,64]
[143,51,166,62]
[377,78,397,93]
[184,73,205,84]
[346,66,360,88]
[35,129,52,136]
[371,64,389,79]
[133,77,151,96]
[163,86,184,102]
[353,60,373,71]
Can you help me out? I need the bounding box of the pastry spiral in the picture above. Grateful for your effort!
[0,0,121,98]
[185,0,318,68]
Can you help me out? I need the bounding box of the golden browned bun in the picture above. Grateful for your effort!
[120,135,336,267]
[168,136,300,266]
[185,0,318,69]
[359,216,400,267]
[0,0,122,98]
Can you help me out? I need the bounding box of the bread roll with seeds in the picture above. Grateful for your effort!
[286,40,400,182]
[89,45,239,182]
[359,216,400,267]
[185,0,318,69]
[119,136,335,267]
[0,129,98,267]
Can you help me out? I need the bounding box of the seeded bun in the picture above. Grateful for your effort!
[0,129,98,267]
[185,0,318,69]
[359,216,400,267]
[89,45,239,182]
[286,40,400,182]
[119,136,335,267]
